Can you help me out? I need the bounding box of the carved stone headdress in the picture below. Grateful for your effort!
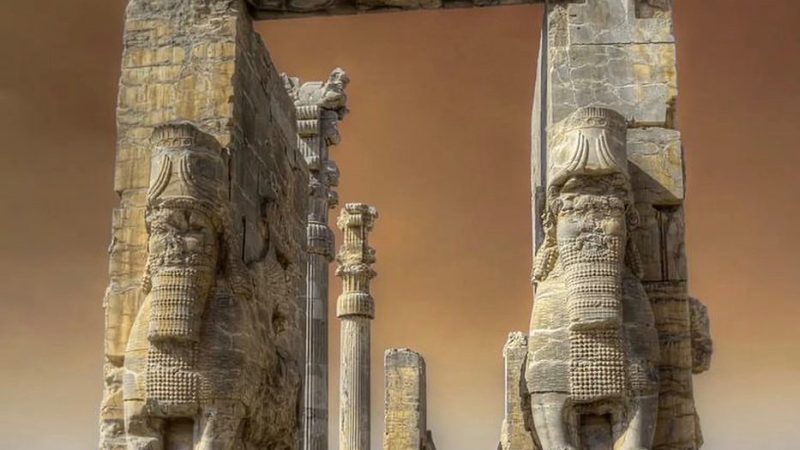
[534,107,642,283]
[547,107,629,190]
[146,122,228,217]
[142,122,251,299]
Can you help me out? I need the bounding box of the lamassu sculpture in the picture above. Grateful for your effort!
[527,108,660,450]
[122,122,301,449]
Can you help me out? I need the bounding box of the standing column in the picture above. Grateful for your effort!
[285,68,350,450]
[336,203,378,450]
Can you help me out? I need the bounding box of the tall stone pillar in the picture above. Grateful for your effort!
[498,333,538,450]
[383,349,437,450]
[336,203,378,450]
[528,1,713,449]
[285,68,350,450]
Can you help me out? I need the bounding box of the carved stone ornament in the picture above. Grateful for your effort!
[122,122,265,449]
[527,107,660,450]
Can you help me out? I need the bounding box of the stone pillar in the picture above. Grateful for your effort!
[383,349,437,450]
[336,203,378,450]
[99,1,308,448]
[529,1,712,449]
[498,333,538,450]
[285,68,350,450]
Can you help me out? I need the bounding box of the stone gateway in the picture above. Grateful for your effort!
[98,1,711,449]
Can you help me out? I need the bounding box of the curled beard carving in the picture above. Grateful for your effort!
[148,266,214,342]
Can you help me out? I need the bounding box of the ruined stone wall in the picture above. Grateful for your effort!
[99,1,308,448]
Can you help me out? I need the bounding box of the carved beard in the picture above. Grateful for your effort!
[148,265,215,343]
[557,233,625,331]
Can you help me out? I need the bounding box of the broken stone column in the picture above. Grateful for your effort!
[285,68,350,450]
[383,349,437,450]
[498,333,538,450]
[98,1,308,448]
[336,203,378,450]
[528,2,713,449]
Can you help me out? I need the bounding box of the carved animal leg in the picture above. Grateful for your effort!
[531,393,576,450]
[196,401,244,450]
[617,395,659,450]
[124,400,165,450]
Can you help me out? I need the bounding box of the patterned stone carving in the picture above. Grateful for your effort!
[336,203,378,450]
[285,68,350,450]
[529,3,712,449]
[384,349,438,450]
[527,107,660,450]
[100,3,309,447]
[120,123,238,447]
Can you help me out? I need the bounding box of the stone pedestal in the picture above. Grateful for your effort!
[336,204,378,450]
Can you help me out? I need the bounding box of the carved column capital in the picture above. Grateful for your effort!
[335,203,378,319]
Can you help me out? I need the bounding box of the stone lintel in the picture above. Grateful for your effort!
[248,0,544,20]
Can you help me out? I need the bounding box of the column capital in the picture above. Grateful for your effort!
[336,203,378,319]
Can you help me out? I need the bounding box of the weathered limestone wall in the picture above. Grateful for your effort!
[99,1,308,448]
[498,333,538,450]
[529,1,712,449]
[383,349,437,450]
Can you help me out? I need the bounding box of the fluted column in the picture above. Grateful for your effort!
[336,203,378,450]
[285,68,350,450]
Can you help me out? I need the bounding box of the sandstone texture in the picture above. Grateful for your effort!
[99,1,308,448]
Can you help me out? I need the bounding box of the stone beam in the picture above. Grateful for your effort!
[247,0,544,20]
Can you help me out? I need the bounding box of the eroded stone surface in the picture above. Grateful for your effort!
[336,204,378,450]
[384,349,437,450]
[529,3,712,449]
[285,68,350,450]
[498,333,539,450]
[100,1,307,448]
[528,107,661,450]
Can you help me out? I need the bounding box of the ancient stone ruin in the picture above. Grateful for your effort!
[384,349,437,450]
[99,1,711,449]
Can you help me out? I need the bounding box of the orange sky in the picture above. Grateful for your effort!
[1,1,799,449]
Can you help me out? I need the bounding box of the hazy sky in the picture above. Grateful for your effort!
[1,1,799,449]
